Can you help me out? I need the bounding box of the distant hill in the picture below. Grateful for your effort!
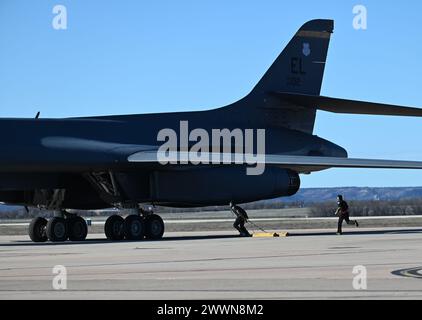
[281,187,422,204]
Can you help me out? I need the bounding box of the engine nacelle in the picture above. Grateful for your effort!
[148,167,300,207]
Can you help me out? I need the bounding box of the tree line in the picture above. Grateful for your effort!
[309,198,422,217]
[1,198,422,219]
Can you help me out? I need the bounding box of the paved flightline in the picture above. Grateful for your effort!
[1,227,422,299]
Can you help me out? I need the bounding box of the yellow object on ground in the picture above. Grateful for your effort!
[252,232,289,238]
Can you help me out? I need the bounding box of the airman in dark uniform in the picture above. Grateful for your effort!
[230,202,251,237]
[335,195,359,235]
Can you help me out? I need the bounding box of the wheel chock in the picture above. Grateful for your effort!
[252,232,289,238]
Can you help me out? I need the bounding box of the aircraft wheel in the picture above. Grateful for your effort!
[145,214,165,240]
[46,217,68,242]
[104,215,125,241]
[124,215,145,240]
[68,216,88,241]
[29,217,48,242]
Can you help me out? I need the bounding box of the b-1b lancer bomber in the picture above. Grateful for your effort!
[1,19,422,242]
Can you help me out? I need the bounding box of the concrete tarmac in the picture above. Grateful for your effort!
[1,228,422,300]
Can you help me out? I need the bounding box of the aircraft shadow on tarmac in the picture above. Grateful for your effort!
[1,229,422,247]
[0,234,241,247]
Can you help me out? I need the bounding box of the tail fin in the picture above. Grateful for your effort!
[251,19,333,97]
[238,19,334,134]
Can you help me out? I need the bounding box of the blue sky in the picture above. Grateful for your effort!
[1,0,422,188]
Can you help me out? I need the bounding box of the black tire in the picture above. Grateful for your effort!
[145,214,165,240]
[46,217,68,242]
[104,215,125,241]
[123,215,145,240]
[68,216,88,241]
[29,217,48,242]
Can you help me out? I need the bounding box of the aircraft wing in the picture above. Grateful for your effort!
[128,151,422,173]
[4,136,422,173]
[276,92,422,116]
[264,155,422,172]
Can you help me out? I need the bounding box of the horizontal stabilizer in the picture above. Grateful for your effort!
[277,92,422,117]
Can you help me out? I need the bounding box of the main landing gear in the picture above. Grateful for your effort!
[104,211,165,241]
[28,210,165,243]
[28,212,88,243]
